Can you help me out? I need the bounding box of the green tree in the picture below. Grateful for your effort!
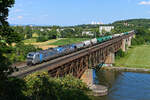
[0,0,25,99]
[24,72,90,100]
[12,26,25,40]
[61,28,75,38]
[25,26,32,39]
[24,72,58,100]
[91,28,99,37]
[47,29,58,39]
[0,0,22,80]
[74,27,83,37]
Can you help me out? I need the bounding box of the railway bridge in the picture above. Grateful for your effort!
[13,32,135,79]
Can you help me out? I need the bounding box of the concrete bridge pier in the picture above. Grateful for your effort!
[104,52,115,67]
[121,39,126,52]
[80,69,108,96]
[80,69,93,87]
[127,37,132,47]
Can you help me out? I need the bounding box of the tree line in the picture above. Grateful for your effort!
[11,25,100,42]
[111,19,150,45]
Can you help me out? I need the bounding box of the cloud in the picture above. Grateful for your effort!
[139,1,150,5]
[17,16,23,19]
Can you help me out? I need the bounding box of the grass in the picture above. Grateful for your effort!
[23,38,37,43]
[23,38,62,49]
[48,38,90,46]
[115,45,150,68]
[23,38,90,49]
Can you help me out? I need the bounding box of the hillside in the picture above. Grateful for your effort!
[112,19,150,28]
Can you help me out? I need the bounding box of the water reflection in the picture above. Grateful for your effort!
[93,70,150,100]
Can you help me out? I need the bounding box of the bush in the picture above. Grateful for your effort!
[24,72,58,100]
[132,36,145,45]
[24,72,90,100]
[115,49,126,59]
[36,36,48,42]
[132,28,150,45]
[56,75,88,90]
[0,77,27,100]
[55,75,89,100]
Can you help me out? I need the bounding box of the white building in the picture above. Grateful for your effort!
[99,26,114,33]
[82,31,94,36]
[40,28,44,32]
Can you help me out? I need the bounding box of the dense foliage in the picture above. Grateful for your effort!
[0,0,20,79]
[11,25,100,42]
[112,19,150,45]
[0,77,27,100]
[115,49,126,59]
[1,71,90,100]
[113,19,150,28]
[23,72,90,100]
[132,28,150,45]
[0,1,43,99]
[0,0,27,99]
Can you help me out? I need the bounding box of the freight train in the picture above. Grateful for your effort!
[27,30,134,65]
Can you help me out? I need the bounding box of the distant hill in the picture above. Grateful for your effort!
[112,19,150,28]
[70,19,150,29]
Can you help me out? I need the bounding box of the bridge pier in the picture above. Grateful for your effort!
[104,52,115,67]
[127,37,132,47]
[121,39,126,52]
[80,69,108,96]
[80,69,93,86]
[133,34,136,38]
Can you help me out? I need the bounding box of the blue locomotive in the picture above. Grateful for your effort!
[27,44,76,65]
[27,30,134,65]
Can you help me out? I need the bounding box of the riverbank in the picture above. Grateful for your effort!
[115,45,150,69]
[101,66,150,73]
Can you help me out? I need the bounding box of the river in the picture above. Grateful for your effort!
[92,70,150,100]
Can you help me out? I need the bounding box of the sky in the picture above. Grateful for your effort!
[8,0,150,26]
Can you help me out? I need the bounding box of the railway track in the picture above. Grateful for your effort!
[12,45,90,78]
[11,33,134,78]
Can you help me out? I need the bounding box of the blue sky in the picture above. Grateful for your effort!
[8,0,150,26]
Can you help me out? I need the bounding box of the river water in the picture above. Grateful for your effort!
[93,70,150,100]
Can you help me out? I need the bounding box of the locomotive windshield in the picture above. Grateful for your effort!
[28,53,34,57]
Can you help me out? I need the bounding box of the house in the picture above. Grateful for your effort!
[82,31,94,36]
